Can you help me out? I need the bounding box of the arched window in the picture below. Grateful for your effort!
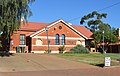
[36,39,42,45]
[55,34,59,45]
[61,34,65,45]
[76,40,82,45]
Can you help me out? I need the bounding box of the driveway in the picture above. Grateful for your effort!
[0,54,120,76]
[0,54,97,72]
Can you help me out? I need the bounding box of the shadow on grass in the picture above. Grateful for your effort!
[0,52,14,57]
[95,63,104,68]
[90,63,105,68]
[92,61,120,68]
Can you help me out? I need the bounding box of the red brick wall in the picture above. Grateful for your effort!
[37,22,82,37]
[32,46,75,52]
[10,21,86,53]
[10,31,34,52]
[31,22,85,52]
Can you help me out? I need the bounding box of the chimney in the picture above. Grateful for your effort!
[118,28,120,37]
[21,17,24,22]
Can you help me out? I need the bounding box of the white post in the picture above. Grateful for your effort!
[103,30,111,67]
[102,30,105,54]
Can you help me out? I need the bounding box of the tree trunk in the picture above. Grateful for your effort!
[1,31,10,55]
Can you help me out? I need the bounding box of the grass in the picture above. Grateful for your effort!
[58,53,120,67]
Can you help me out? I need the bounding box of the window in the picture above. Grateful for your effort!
[36,39,42,45]
[54,27,57,30]
[20,34,25,45]
[76,40,82,45]
[59,26,62,30]
[55,34,59,45]
[61,34,65,45]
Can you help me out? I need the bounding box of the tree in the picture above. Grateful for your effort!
[92,23,118,53]
[0,0,35,53]
[80,11,118,53]
[80,11,107,32]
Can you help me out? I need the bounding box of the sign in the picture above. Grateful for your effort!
[105,57,111,67]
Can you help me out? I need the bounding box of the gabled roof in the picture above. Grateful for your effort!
[72,26,93,39]
[20,22,49,31]
[20,19,92,39]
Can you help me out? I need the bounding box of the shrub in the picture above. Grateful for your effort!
[58,45,65,54]
[45,50,51,54]
[70,45,89,54]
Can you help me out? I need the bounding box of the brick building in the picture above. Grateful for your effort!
[108,28,120,53]
[10,19,93,53]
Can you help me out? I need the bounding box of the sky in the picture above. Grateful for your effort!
[28,0,120,28]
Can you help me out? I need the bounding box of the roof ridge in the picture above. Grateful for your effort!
[25,21,50,24]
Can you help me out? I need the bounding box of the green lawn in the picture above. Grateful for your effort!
[58,53,120,67]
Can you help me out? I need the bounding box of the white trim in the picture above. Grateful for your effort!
[33,36,55,39]
[33,36,85,40]
[31,51,45,53]
[57,19,88,39]
[51,51,59,54]
[30,28,45,37]
[9,51,16,53]
[31,50,67,54]
[32,45,76,47]
[66,37,85,40]
[88,38,93,39]
[82,42,85,47]
[30,19,89,39]
[76,40,82,45]
[47,19,64,28]
[36,39,43,45]
[19,45,26,47]
[30,19,64,37]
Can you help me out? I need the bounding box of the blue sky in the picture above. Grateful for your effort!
[28,0,120,28]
